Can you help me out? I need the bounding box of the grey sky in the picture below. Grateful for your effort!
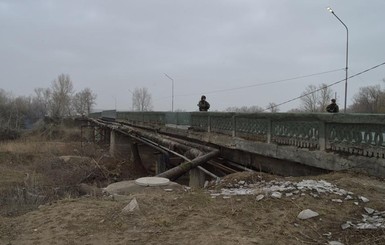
[1,0,384,112]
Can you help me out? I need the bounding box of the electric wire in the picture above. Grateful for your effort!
[182,68,344,96]
[153,68,344,102]
[263,61,385,112]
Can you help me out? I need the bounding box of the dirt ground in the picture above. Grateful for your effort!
[0,128,385,245]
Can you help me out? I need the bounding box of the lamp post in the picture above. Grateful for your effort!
[327,7,349,113]
[128,89,134,111]
[164,73,174,112]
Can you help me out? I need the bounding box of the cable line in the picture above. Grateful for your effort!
[154,68,344,102]
[263,61,385,112]
[203,68,344,95]
[174,68,345,98]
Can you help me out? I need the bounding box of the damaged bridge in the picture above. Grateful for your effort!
[81,111,385,186]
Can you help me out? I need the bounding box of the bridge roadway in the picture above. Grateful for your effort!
[87,111,385,179]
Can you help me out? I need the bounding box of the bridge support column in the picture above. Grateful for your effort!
[155,154,168,174]
[109,130,116,156]
[81,125,94,142]
[130,142,142,167]
[189,168,205,188]
[109,130,131,158]
[94,127,110,144]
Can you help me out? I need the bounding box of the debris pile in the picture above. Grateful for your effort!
[341,208,385,229]
[208,179,354,199]
[207,177,385,230]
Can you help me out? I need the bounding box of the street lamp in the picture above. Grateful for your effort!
[128,89,134,111]
[164,73,174,112]
[327,6,349,113]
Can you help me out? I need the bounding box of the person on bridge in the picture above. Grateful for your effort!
[198,95,210,111]
[326,99,339,113]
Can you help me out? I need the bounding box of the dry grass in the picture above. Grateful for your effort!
[0,140,60,154]
[0,125,109,217]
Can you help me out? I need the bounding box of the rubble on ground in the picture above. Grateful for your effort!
[297,209,319,220]
[207,176,384,230]
[121,197,140,213]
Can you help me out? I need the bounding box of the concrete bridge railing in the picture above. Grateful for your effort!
[191,112,385,159]
[89,111,385,159]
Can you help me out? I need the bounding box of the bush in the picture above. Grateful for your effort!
[0,128,20,141]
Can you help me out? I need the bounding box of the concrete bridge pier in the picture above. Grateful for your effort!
[82,126,94,142]
[109,130,131,158]
[155,154,169,175]
[189,168,206,188]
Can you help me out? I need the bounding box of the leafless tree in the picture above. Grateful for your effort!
[132,87,153,111]
[248,105,264,113]
[225,105,263,113]
[266,102,279,113]
[11,96,30,130]
[32,88,51,118]
[317,84,333,112]
[0,75,97,131]
[300,83,333,112]
[350,85,385,113]
[73,88,97,115]
[0,89,12,128]
[300,85,319,112]
[0,90,33,130]
[50,74,74,118]
[286,108,304,113]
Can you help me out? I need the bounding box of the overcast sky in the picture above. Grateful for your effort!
[1,0,384,112]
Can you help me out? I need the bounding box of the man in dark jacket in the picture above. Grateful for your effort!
[326,99,339,113]
[198,95,210,111]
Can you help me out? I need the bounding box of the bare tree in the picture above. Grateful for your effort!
[132,87,153,111]
[0,91,34,130]
[0,89,12,128]
[11,96,30,130]
[266,102,279,113]
[317,84,333,111]
[300,85,319,112]
[32,88,51,118]
[286,108,304,113]
[350,85,385,113]
[300,84,333,112]
[50,74,74,118]
[0,75,98,131]
[73,88,97,115]
[248,105,264,113]
[225,105,263,113]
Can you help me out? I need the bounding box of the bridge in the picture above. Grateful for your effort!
[83,110,385,186]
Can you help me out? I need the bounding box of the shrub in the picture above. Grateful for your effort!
[0,128,20,141]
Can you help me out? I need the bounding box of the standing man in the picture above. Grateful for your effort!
[197,95,210,111]
[326,99,339,113]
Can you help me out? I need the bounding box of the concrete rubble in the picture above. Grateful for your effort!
[328,241,344,245]
[207,178,384,230]
[121,197,140,213]
[297,209,319,220]
[341,209,385,229]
